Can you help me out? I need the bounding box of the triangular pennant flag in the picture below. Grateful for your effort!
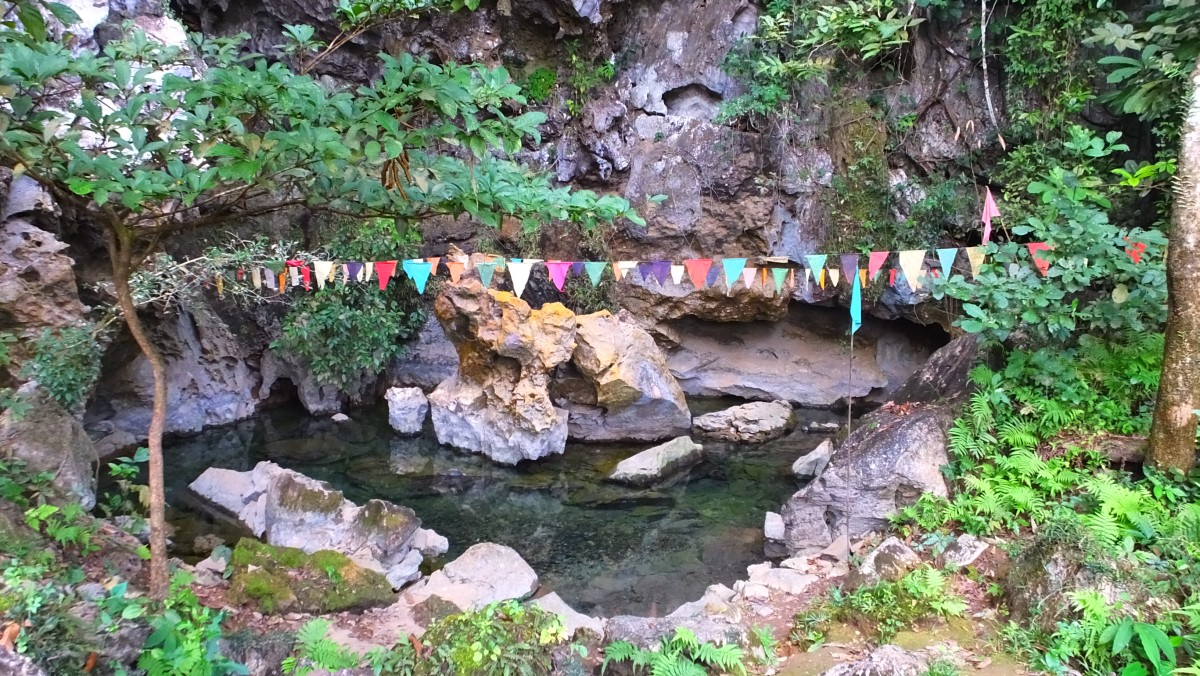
[889,269,897,287]
[898,250,926,293]
[982,187,1001,244]
[401,260,432,293]
[289,266,301,287]
[215,273,224,298]
[760,267,769,290]
[477,262,497,288]
[671,264,685,285]
[300,266,312,291]
[936,248,958,278]
[347,261,363,283]
[868,251,889,282]
[251,267,262,290]
[830,268,842,287]
[278,272,287,294]
[651,260,672,286]
[546,261,572,292]
[636,261,655,283]
[617,260,638,281]
[818,268,827,289]
[721,258,747,293]
[742,266,757,289]
[964,247,986,279]
[363,262,374,283]
[850,266,862,335]
[706,265,721,288]
[684,259,713,289]
[570,262,585,277]
[611,261,624,281]
[1026,242,1052,276]
[805,254,827,284]
[840,254,860,287]
[425,257,441,276]
[771,267,788,293]
[445,260,465,284]
[339,264,349,285]
[375,261,397,290]
[313,261,333,290]
[491,256,506,271]
[584,262,607,287]
[860,269,867,287]
[508,260,534,297]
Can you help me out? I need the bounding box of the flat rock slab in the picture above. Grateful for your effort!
[693,400,795,443]
[402,542,538,612]
[607,436,704,487]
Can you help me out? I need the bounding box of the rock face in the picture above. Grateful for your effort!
[890,334,984,406]
[389,313,459,390]
[0,383,97,509]
[693,400,795,442]
[403,542,539,612]
[781,406,952,554]
[427,280,576,464]
[187,462,432,585]
[385,387,429,435]
[616,271,790,324]
[664,306,933,407]
[608,436,704,487]
[565,310,691,442]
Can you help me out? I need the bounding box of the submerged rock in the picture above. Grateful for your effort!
[385,387,429,435]
[692,400,795,443]
[428,281,575,464]
[565,310,691,442]
[228,538,394,614]
[0,382,97,509]
[403,543,539,612]
[608,436,704,487]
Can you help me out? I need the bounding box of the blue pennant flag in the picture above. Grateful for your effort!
[402,259,433,294]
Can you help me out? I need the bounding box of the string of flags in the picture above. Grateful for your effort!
[210,188,1147,336]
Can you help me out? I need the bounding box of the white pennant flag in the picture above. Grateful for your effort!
[363,262,374,283]
[251,267,261,290]
[313,261,333,290]
[671,264,685,285]
[898,250,926,293]
[741,266,757,289]
[508,261,534,298]
[829,268,840,287]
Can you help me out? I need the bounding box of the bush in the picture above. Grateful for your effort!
[602,627,746,675]
[24,326,102,410]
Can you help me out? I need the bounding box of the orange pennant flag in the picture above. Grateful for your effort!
[445,260,465,284]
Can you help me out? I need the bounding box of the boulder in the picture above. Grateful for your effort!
[792,439,834,478]
[0,382,96,509]
[228,539,394,614]
[0,645,48,676]
[781,406,952,554]
[385,549,424,590]
[608,436,704,487]
[746,562,819,595]
[428,281,576,464]
[403,543,539,612]
[890,334,984,406]
[564,311,691,442]
[388,313,459,390]
[668,583,737,618]
[847,537,921,588]
[410,527,450,559]
[187,462,424,572]
[693,400,795,442]
[820,645,929,676]
[532,592,605,639]
[763,511,785,542]
[940,533,989,568]
[604,616,744,649]
[385,387,429,435]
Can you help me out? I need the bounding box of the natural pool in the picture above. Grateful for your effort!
[158,401,836,617]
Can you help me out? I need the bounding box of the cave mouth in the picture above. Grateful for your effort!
[661,83,723,119]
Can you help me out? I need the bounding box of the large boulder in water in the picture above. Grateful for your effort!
[0,382,96,509]
[427,280,576,464]
[608,436,704,487]
[693,400,795,442]
[565,310,691,442]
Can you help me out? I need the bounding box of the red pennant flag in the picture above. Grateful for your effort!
[445,260,465,284]
[889,269,897,287]
[375,261,397,290]
[982,187,1001,244]
[868,251,889,282]
[1026,243,1052,276]
[300,266,311,290]
[684,259,713,289]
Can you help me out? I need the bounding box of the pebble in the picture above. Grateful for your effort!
[332,413,350,422]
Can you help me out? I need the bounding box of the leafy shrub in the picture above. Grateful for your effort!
[24,503,99,556]
[134,572,248,676]
[601,626,747,676]
[282,619,360,675]
[522,66,557,103]
[24,326,102,410]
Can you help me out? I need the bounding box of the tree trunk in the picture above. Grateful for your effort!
[1147,60,1200,472]
[107,230,170,600]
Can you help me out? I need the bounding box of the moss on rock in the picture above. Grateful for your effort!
[271,474,344,515]
[228,538,394,614]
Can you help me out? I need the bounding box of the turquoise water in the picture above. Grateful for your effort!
[160,402,834,616]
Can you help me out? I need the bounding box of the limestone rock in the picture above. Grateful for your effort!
[0,646,50,676]
[410,527,450,559]
[793,439,834,478]
[848,537,921,588]
[0,383,96,509]
[532,592,605,639]
[781,407,951,554]
[565,310,691,442]
[763,511,785,542]
[693,400,795,443]
[331,413,350,423]
[385,387,429,435]
[616,270,789,324]
[890,334,985,406]
[403,543,538,612]
[820,645,929,676]
[668,583,737,618]
[428,281,576,464]
[385,549,424,590]
[603,616,742,649]
[389,313,459,390]
[747,562,819,595]
[608,436,703,487]
[941,533,989,568]
[228,539,394,614]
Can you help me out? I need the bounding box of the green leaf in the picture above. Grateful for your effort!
[45,2,82,26]
[16,4,47,41]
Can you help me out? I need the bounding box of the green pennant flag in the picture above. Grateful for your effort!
[584,261,607,287]
[477,262,496,288]
[771,267,789,294]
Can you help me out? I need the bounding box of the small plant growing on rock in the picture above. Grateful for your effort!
[831,565,967,641]
[601,627,746,676]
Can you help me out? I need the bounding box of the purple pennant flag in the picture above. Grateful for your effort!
[706,265,721,288]
[346,261,364,283]
[636,261,654,283]
[570,262,586,276]
[840,253,860,287]
[650,260,671,286]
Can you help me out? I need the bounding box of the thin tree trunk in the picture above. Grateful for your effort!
[107,228,170,599]
[1147,60,1200,472]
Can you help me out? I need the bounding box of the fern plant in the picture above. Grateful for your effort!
[282,619,361,675]
[601,627,746,676]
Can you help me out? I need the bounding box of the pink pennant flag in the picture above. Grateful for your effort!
[546,261,572,292]
[982,187,1001,244]
[1026,242,1052,276]
[375,261,397,290]
[868,251,889,282]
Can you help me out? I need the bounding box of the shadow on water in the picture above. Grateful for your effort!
[155,401,839,617]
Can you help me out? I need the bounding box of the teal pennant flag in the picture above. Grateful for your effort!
[771,267,788,294]
[721,258,747,293]
[805,254,827,281]
[402,259,433,294]
[476,262,496,289]
[584,261,607,287]
[850,265,862,335]
[936,248,958,278]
